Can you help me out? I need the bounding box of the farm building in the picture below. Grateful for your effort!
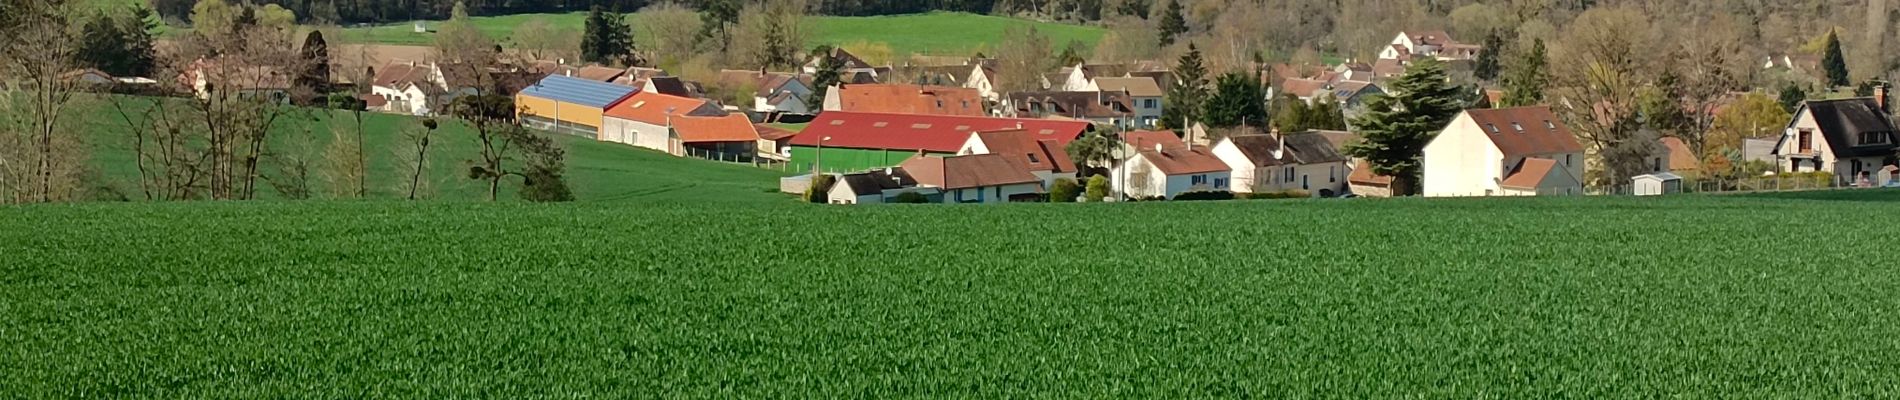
[827,168,929,204]
[901,153,1045,203]
[516,75,638,137]
[822,84,987,116]
[600,91,729,156]
[788,112,1093,173]
[1632,172,1684,196]
[1422,106,1584,197]
[754,124,801,161]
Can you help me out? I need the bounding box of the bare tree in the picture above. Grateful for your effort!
[0,2,86,203]
[994,24,1055,94]
[400,118,440,200]
[1550,6,1656,187]
[642,2,706,67]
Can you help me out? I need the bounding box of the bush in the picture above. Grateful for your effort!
[1049,178,1081,203]
[806,174,836,203]
[1172,190,1235,201]
[890,191,930,204]
[1084,175,1109,202]
[1242,190,1311,200]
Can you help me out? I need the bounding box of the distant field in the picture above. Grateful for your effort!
[72,97,790,203]
[338,11,1106,57]
[6,193,1900,396]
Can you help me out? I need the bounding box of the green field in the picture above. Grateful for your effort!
[72,98,790,203]
[7,192,1900,396]
[338,11,1106,56]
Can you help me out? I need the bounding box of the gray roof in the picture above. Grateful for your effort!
[518,75,637,108]
[1225,132,1348,167]
[1780,98,1899,157]
[839,169,915,195]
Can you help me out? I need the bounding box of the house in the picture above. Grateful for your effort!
[515,74,639,137]
[957,129,1079,188]
[369,61,484,115]
[641,76,696,97]
[1089,77,1165,128]
[1772,97,1900,183]
[901,153,1045,203]
[666,114,763,160]
[790,112,1093,173]
[719,70,813,114]
[754,124,800,161]
[571,66,626,82]
[1111,130,1232,200]
[1379,31,1482,62]
[180,58,291,102]
[827,168,926,204]
[803,47,873,75]
[1053,62,1167,91]
[1002,91,1139,128]
[610,66,668,87]
[1273,78,1384,115]
[1212,132,1351,197]
[822,84,986,116]
[965,65,1003,101]
[1653,136,1702,176]
[1422,106,1586,197]
[600,90,730,154]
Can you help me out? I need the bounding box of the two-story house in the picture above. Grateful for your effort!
[1422,106,1585,197]
[1773,97,1900,183]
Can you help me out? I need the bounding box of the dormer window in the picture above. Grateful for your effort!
[1027,153,1040,163]
[1511,122,1523,132]
[1860,132,1893,145]
[1543,120,1555,129]
[1487,124,1500,134]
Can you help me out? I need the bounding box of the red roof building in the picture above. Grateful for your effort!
[792,112,1092,153]
[826,84,987,116]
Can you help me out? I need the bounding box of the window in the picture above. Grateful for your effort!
[1565,154,1573,166]
[1544,120,1555,129]
[1285,167,1295,182]
[1511,122,1523,132]
[936,100,945,108]
[1487,124,1500,134]
[1653,156,1662,172]
[1330,166,1337,183]
[962,100,970,109]
[1860,132,1893,145]
[1798,129,1814,152]
[1027,153,1040,163]
[1144,99,1158,109]
[1192,175,1208,185]
[1215,178,1227,188]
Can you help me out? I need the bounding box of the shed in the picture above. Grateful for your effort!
[515,75,638,137]
[1632,172,1684,196]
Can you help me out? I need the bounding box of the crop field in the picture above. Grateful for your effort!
[6,192,1900,396]
[69,97,790,203]
[336,11,1106,56]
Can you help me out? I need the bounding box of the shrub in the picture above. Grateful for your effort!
[1172,190,1235,201]
[806,174,836,203]
[1084,175,1109,202]
[890,191,930,204]
[1242,190,1312,200]
[1049,178,1081,203]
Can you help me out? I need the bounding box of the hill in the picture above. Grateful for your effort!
[337,11,1106,57]
[6,193,1900,396]
[71,97,791,203]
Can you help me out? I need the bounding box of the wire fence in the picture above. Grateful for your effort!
[1592,174,1880,196]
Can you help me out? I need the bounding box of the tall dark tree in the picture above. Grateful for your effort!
[1160,43,1208,132]
[119,4,159,77]
[1778,83,1808,113]
[1821,29,1849,88]
[1500,39,1547,107]
[699,0,741,50]
[1345,58,1462,196]
[1201,71,1267,128]
[1472,30,1505,82]
[77,12,128,74]
[1157,0,1187,47]
[581,6,636,65]
[1055,40,1087,67]
[806,46,845,111]
[294,30,331,105]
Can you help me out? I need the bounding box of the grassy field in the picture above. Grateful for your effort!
[337,11,1106,56]
[6,192,1900,396]
[71,97,790,203]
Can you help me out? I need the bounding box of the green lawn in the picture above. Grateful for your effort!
[74,97,791,203]
[6,193,1900,396]
[338,11,1105,56]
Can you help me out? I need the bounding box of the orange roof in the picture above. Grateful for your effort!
[1660,137,1700,171]
[1349,160,1393,186]
[834,84,986,116]
[1465,106,1584,158]
[603,91,715,125]
[901,153,1041,189]
[671,114,759,143]
[1499,157,1558,190]
[1123,130,1186,150]
[1139,145,1228,175]
[754,124,800,141]
[974,129,1076,174]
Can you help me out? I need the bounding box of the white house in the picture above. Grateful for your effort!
[1422,106,1585,197]
[957,129,1079,189]
[369,62,482,115]
[965,65,1001,102]
[900,153,1044,203]
[828,168,922,204]
[1112,130,1232,200]
[1772,97,1900,183]
[1378,31,1482,62]
[1212,132,1351,197]
[719,70,813,114]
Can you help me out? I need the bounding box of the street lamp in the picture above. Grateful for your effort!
[813,136,833,175]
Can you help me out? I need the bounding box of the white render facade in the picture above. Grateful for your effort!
[600,116,675,154]
[1110,154,1231,200]
[1422,112,1584,197]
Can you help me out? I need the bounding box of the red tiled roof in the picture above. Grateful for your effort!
[754,124,799,141]
[835,84,986,116]
[1279,78,1330,98]
[1138,145,1228,175]
[901,153,1041,189]
[1349,160,1393,186]
[1465,106,1584,158]
[1660,136,1700,171]
[603,91,717,125]
[357,93,387,107]
[793,112,1091,153]
[1500,157,1558,190]
[974,129,1076,174]
[574,66,626,82]
[1123,130,1186,149]
[671,114,759,143]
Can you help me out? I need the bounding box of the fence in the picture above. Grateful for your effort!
[1593,174,1859,196]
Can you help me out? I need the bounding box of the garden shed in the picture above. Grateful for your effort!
[1632,172,1683,196]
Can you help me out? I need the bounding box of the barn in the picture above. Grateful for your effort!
[515,75,637,137]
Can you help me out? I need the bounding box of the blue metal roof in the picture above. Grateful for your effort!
[518,74,638,108]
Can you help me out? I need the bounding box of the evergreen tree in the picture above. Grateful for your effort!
[1500,39,1547,107]
[806,46,845,111]
[577,6,636,66]
[699,0,741,49]
[1778,83,1808,113]
[1821,29,1849,88]
[120,4,159,77]
[1304,95,1349,131]
[294,30,331,105]
[1472,30,1504,82]
[1202,71,1267,128]
[1345,58,1462,196]
[77,12,128,74]
[1160,43,1208,132]
[1157,0,1186,47]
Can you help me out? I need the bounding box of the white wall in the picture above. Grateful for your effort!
[942,183,1042,203]
[1423,113,1505,197]
[1211,140,1256,193]
[601,116,673,154]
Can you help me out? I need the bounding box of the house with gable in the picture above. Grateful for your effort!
[600,90,744,158]
[1112,130,1232,200]
[901,153,1044,203]
[965,64,1003,101]
[1002,91,1140,128]
[957,129,1079,188]
[1379,31,1483,62]
[1089,77,1164,128]
[1773,96,1900,182]
[1213,131,1351,196]
[828,168,929,204]
[719,69,813,114]
[822,83,987,116]
[789,112,1093,173]
[1422,106,1585,197]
